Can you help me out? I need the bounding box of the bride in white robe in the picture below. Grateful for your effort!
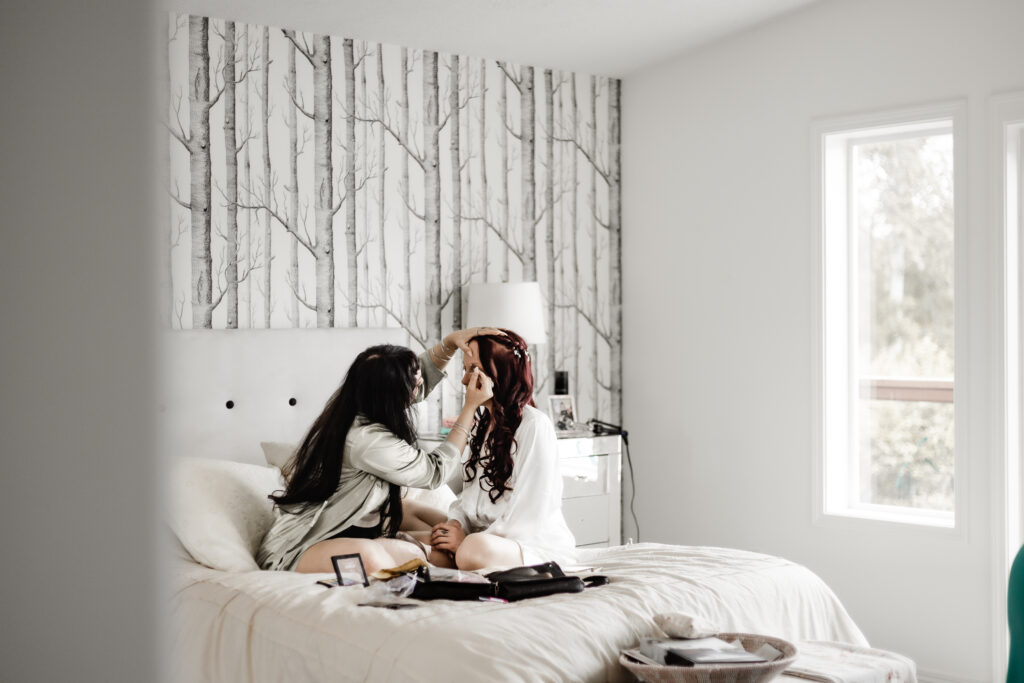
[429,330,576,570]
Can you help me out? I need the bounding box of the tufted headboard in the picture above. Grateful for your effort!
[158,328,410,466]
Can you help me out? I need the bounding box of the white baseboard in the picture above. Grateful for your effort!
[916,668,987,683]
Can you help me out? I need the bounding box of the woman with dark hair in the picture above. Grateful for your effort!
[428,330,576,570]
[256,327,502,574]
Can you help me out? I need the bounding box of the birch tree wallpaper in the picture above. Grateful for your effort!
[163,14,623,422]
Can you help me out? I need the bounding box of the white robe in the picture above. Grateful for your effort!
[447,405,576,566]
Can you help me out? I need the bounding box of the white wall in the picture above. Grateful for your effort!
[622,0,1023,680]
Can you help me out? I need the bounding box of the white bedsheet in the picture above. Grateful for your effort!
[171,543,867,683]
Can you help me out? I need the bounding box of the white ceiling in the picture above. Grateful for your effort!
[163,0,825,77]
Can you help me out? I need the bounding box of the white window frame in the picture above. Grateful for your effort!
[990,91,1024,683]
[811,101,967,531]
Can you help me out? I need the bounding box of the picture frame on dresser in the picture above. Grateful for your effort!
[548,394,577,432]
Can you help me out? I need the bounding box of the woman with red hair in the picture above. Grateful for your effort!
[429,329,576,570]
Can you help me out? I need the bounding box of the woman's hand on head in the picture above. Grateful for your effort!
[463,368,493,408]
[429,520,465,553]
[445,327,505,359]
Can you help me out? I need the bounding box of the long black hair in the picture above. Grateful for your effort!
[270,344,420,537]
[465,330,535,503]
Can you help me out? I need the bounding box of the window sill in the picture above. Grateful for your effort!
[820,504,954,530]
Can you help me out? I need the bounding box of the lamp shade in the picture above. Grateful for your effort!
[464,282,547,344]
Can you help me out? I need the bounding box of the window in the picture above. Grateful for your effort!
[817,106,962,527]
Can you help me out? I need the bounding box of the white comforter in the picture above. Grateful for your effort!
[171,543,867,683]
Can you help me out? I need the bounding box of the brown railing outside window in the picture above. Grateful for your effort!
[859,377,954,404]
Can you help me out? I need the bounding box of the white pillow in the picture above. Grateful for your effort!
[168,457,282,572]
[260,441,296,471]
[260,441,456,509]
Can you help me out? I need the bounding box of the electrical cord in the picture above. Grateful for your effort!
[622,434,639,542]
[588,419,640,542]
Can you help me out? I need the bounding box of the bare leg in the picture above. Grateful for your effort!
[428,548,456,568]
[454,533,524,571]
[400,499,449,532]
[375,538,430,566]
[388,532,456,567]
[295,538,394,574]
[406,530,433,546]
[295,538,428,574]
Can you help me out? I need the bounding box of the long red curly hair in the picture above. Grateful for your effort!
[465,329,535,502]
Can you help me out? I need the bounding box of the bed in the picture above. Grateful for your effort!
[162,329,870,683]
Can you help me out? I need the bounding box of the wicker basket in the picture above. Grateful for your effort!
[619,633,797,683]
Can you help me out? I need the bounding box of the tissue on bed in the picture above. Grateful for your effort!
[168,457,282,572]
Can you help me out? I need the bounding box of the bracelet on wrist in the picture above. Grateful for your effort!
[429,343,454,367]
[450,422,471,438]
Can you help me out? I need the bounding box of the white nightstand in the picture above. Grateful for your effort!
[417,432,623,549]
[557,434,622,548]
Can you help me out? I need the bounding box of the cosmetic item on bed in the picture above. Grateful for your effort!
[485,561,565,581]
[331,553,370,587]
[410,573,587,601]
[338,574,421,603]
[369,557,429,580]
[485,561,603,599]
[313,555,373,588]
[424,566,491,583]
[357,601,420,610]
[410,579,497,601]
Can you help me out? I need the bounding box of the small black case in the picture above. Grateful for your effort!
[409,562,600,602]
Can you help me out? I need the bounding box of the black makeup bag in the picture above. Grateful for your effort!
[409,562,604,602]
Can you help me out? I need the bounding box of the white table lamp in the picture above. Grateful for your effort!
[464,282,547,344]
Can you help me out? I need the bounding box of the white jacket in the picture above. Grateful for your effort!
[257,352,458,571]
